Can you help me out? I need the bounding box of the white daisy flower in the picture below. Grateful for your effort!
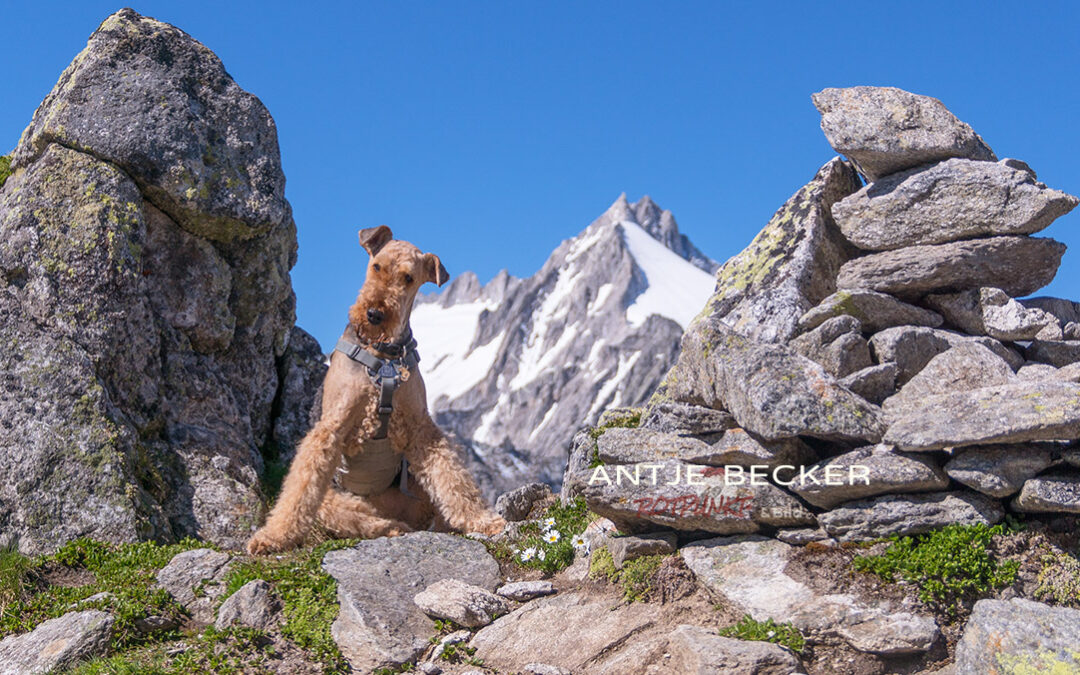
[571,534,587,549]
[544,530,561,544]
[538,549,546,561]
[520,547,537,562]
[542,517,556,530]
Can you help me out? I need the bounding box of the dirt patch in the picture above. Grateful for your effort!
[37,562,95,588]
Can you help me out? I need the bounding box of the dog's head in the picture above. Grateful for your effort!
[349,225,449,344]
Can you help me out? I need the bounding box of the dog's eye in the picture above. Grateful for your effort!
[373,263,381,272]
[404,274,414,285]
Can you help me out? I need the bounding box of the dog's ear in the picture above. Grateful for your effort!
[423,253,450,287]
[358,225,393,255]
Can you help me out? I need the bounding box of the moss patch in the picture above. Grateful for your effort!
[588,547,669,603]
[719,614,805,653]
[1035,551,1080,607]
[853,523,1020,617]
[0,155,12,190]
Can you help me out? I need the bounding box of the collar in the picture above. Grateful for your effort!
[347,326,418,360]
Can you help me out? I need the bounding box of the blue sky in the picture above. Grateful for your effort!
[4,2,1079,349]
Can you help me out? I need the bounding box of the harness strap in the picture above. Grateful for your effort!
[333,334,421,441]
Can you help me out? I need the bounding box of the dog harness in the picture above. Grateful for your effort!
[332,329,420,496]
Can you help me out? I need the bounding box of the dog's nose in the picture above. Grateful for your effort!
[367,308,384,325]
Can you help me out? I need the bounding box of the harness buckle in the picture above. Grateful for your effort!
[378,363,399,381]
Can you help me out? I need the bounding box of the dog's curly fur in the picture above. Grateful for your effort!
[247,226,505,554]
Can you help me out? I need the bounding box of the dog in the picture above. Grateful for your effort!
[246,225,506,554]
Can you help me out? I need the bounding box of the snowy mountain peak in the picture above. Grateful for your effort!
[410,195,718,498]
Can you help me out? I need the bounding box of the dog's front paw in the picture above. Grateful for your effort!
[246,527,299,555]
[474,514,507,536]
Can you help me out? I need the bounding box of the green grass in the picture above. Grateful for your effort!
[0,155,11,190]
[853,523,1020,617]
[588,547,667,602]
[719,615,805,653]
[68,626,275,675]
[488,496,594,574]
[222,538,358,673]
[0,537,207,650]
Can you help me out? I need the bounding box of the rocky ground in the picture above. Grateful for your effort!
[1,487,1079,674]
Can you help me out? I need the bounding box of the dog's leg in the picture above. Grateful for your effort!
[247,416,350,554]
[399,417,506,535]
[316,489,414,539]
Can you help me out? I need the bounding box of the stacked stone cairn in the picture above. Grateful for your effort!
[564,86,1080,546]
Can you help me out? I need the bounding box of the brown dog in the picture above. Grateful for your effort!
[246,225,505,554]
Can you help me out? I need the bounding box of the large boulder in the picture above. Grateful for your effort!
[13,9,290,241]
[831,158,1077,251]
[881,342,1015,417]
[868,325,1022,385]
[693,157,860,343]
[885,381,1080,451]
[576,458,815,534]
[789,445,948,509]
[0,9,308,552]
[658,317,885,444]
[1012,474,1080,514]
[812,86,996,181]
[681,535,939,654]
[945,444,1056,498]
[837,236,1066,299]
[797,289,943,334]
[323,532,500,673]
[0,610,114,675]
[954,598,1080,675]
[927,287,1063,341]
[818,491,1004,541]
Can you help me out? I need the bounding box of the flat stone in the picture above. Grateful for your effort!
[1012,474,1080,513]
[0,610,113,675]
[790,445,949,509]
[928,287,1063,341]
[1025,340,1080,367]
[682,535,938,654]
[660,318,885,444]
[869,326,1021,385]
[885,382,1080,451]
[666,624,802,674]
[791,315,873,378]
[214,579,277,631]
[837,236,1066,299]
[819,491,1004,542]
[839,363,898,404]
[522,664,571,675]
[495,483,553,522]
[689,157,861,343]
[955,598,1080,675]
[470,591,663,674]
[429,629,470,661]
[575,459,815,535]
[608,532,678,568]
[776,527,835,546]
[798,289,943,334]
[496,581,556,602]
[812,86,996,181]
[323,532,500,673]
[413,579,510,628]
[595,427,813,471]
[639,401,737,437]
[882,342,1015,417]
[156,549,233,624]
[831,158,1077,251]
[945,445,1056,498]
